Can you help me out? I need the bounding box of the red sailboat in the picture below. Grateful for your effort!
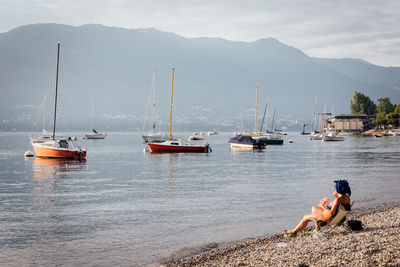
[147,68,211,153]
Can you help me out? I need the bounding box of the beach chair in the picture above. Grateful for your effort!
[320,201,355,233]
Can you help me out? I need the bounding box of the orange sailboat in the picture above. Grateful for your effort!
[30,42,86,159]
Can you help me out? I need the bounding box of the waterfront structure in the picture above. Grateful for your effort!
[326,114,374,135]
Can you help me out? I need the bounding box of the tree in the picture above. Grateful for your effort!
[377,97,395,114]
[394,104,400,114]
[350,91,376,115]
[387,104,400,127]
[374,112,388,126]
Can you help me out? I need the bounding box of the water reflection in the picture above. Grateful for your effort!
[32,157,87,179]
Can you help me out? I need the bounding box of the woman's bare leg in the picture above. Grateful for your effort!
[284,206,323,234]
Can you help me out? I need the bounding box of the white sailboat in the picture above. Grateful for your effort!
[142,71,169,143]
[84,97,107,139]
[310,97,323,140]
[322,131,345,141]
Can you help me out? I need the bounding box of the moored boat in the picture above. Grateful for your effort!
[310,131,323,140]
[84,128,107,139]
[148,139,210,153]
[250,132,284,145]
[84,98,107,139]
[189,134,204,140]
[229,135,265,150]
[142,133,170,143]
[146,68,211,153]
[322,131,345,141]
[30,42,86,159]
[31,138,86,158]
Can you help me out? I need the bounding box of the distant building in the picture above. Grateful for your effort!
[326,114,374,134]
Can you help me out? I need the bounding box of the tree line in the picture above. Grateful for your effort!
[350,91,400,127]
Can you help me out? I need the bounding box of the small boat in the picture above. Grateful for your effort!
[147,69,211,153]
[301,124,311,135]
[234,87,283,146]
[229,135,265,149]
[310,131,323,140]
[30,42,86,159]
[31,137,87,158]
[189,134,204,140]
[388,129,400,136]
[84,98,106,139]
[147,139,210,153]
[84,128,107,139]
[322,131,345,141]
[252,132,284,145]
[142,133,170,143]
[30,129,52,144]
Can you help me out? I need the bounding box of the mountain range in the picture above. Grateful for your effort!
[1,23,399,131]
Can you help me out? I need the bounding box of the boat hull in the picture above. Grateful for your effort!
[142,134,170,143]
[259,139,283,145]
[85,133,106,139]
[148,143,210,153]
[230,143,261,149]
[32,144,86,159]
[322,137,345,141]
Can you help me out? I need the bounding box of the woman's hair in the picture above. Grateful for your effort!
[334,180,351,196]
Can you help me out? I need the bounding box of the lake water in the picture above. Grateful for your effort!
[1,131,399,266]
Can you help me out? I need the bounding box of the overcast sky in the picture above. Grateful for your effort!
[1,0,399,66]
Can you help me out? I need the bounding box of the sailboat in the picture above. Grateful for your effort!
[142,71,169,143]
[310,97,323,140]
[235,87,283,146]
[30,42,86,159]
[147,69,211,153]
[84,97,107,139]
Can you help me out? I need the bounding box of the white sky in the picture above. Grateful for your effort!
[1,0,399,66]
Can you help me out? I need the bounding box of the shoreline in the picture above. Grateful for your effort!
[162,201,400,266]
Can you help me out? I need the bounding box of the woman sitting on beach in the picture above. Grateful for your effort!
[284,180,352,236]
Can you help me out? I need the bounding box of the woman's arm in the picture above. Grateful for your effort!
[327,196,342,216]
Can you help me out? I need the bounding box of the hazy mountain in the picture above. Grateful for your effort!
[1,23,399,131]
[313,57,400,91]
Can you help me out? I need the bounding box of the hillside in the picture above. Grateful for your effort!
[1,24,399,131]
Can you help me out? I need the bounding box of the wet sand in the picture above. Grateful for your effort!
[163,202,400,266]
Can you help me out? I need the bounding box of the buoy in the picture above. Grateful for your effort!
[81,136,86,140]
[288,139,294,143]
[72,136,77,141]
[24,151,34,157]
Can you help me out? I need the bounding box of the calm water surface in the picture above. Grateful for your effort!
[0,131,399,266]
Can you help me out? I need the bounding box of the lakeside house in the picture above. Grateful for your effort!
[326,114,374,135]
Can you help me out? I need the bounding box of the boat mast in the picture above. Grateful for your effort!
[91,96,95,130]
[312,96,317,132]
[169,68,175,140]
[271,107,276,132]
[152,71,157,134]
[259,98,268,133]
[52,42,60,140]
[255,85,259,134]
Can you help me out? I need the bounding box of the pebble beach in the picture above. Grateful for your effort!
[164,202,400,266]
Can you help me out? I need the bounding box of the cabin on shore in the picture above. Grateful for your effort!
[326,114,374,134]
